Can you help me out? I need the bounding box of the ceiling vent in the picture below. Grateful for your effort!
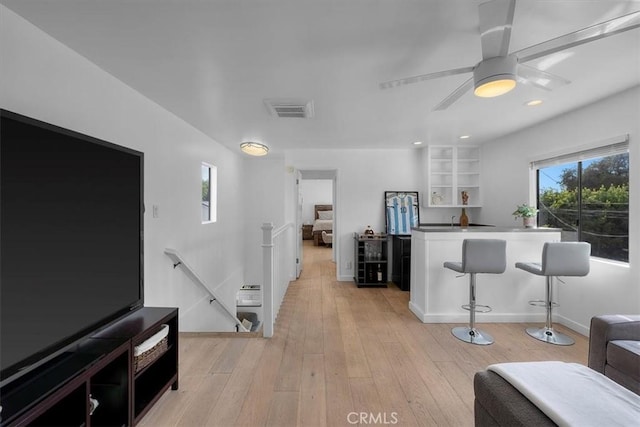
[264,99,314,119]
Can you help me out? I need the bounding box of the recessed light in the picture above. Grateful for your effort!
[459,135,471,140]
[412,141,423,145]
[525,99,543,107]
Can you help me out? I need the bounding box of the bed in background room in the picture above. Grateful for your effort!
[312,204,333,246]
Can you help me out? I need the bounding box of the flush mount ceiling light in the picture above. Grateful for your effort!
[240,142,269,156]
[459,135,471,140]
[412,141,423,145]
[473,56,517,98]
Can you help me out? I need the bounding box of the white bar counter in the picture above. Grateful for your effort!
[409,226,561,323]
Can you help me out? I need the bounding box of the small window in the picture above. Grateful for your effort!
[201,163,217,223]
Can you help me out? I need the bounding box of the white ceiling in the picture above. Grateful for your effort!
[2,0,639,154]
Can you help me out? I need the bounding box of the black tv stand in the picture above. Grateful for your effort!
[0,307,178,426]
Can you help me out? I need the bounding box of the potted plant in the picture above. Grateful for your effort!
[512,203,538,228]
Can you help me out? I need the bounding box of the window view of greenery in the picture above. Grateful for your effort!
[202,164,211,222]
[537,153,629,262]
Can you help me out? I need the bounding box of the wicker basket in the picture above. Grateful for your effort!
[134,336,168,373]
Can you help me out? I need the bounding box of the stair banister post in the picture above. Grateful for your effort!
[262,222,275,337]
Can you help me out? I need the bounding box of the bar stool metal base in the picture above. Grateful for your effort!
[526,326,574,346]
[452,326,494,345]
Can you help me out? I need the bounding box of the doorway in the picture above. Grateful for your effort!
[297,170,337,279]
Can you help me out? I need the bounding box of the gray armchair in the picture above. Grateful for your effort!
[588,314,640,394]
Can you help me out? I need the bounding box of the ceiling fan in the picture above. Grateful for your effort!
[379,0,640,111]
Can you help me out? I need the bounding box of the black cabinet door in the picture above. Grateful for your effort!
[392,235,411,291]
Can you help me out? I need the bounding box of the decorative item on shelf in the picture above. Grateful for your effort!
[460,208,469,228]
[364,225,375,235]
[461,190,469,205]
[512,203,538,228]
[431,191,443,205]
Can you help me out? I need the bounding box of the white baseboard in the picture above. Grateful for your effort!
[406,307,588,337]
[408,301,427,322]
[556,314,590,337]
[408,309,547,324]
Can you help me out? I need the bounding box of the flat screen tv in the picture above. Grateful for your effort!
[1,109,144,384]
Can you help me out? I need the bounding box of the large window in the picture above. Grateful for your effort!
[534,140,629,262]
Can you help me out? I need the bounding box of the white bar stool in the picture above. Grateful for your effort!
[444,239,507,345]
[516,242,591,345]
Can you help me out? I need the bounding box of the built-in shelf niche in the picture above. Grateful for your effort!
[425,145,481,208]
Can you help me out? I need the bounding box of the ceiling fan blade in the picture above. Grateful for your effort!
[515,10,640,63]
[379,66,474,90]
[517,64,571,91]
[479,0,516,59]
[432,77,474,111]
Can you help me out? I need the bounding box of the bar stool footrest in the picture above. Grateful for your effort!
[462,304,492,313]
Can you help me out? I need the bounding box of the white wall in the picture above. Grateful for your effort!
[0,6,246,332]
[285,149,484,281]
[479,87,640,334]
[300,179,333,224]
[285,149,423,280]
[242,155,287,289]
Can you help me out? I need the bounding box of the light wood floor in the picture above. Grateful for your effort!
[139,240,588,427]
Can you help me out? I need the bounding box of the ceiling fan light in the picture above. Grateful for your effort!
[473,56,517,98]
[240,141,269,156]
[474,78,516,97]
